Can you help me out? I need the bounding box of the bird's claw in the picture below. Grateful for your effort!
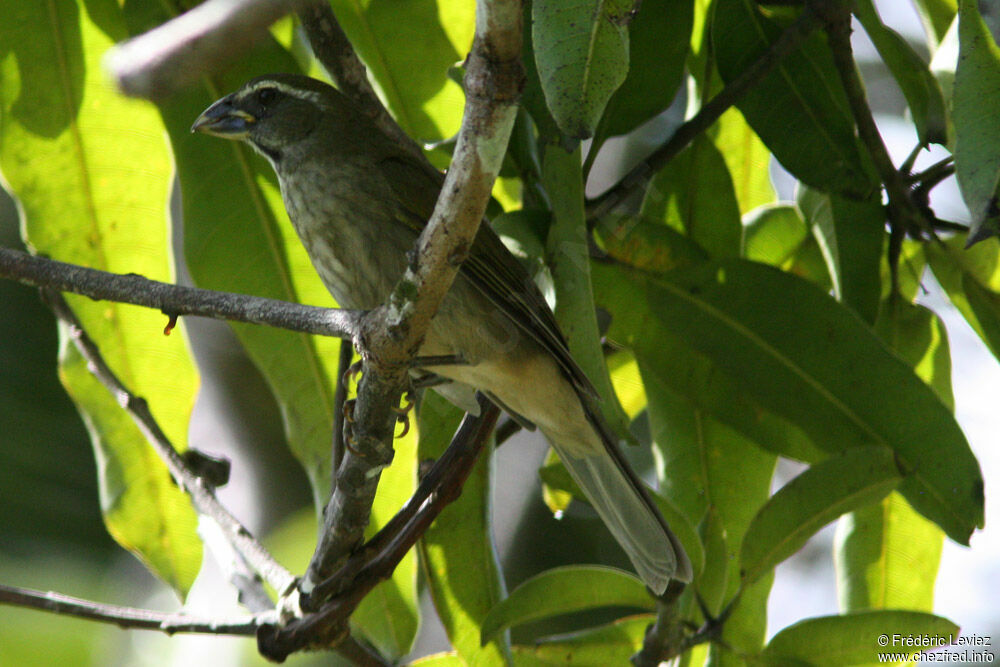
[394,390,416,438]
[343,399,356,424]
[342,360,363,387]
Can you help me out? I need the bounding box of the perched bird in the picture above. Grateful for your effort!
[192,74,692,592]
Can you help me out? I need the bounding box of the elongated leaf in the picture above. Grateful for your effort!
[533,0,635,138]
[710,108,776,215]
[742,204,809,267]
[836,301,950,613]
[855,0,948,146]
[543,144,632,440]
[927,234,1000,362]
[643,374,775,657]
[913,0,958,48]
[418,393,510,664]
[712,0,878,198]
[595,260,827,465]
[592,0,692,145]
[599,259,983,544]
[955,0,1000,243]
[760,610,958,666]
[480,566,652,643]
[741,447,901,585]
[511,615,650,665]
[0,0,200,594]
[798,187,885,324]
[330,0,473,142]
[596,213,708,273]
[641,135,742,259]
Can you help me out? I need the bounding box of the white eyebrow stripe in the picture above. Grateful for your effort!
[243,80,323,105]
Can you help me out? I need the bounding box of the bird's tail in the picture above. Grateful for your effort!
[543,414,692,594]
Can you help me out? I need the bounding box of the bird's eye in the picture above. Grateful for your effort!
[255,87,277,105]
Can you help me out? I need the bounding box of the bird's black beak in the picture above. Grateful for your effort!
[191,95,255,138]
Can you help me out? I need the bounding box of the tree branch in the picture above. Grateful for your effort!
[43,290,297,600]
[0,247,361,339]
[298,0,523,599]
[296,3,426,160]
[814,0,931,237]
[585,5,822,221]
[107,0,313,100]
[259,395,501,660]
[0,583,264,636]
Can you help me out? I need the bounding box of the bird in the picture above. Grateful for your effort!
[192,73,692,593]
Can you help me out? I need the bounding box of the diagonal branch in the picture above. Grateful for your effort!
[296,3,426,160]
[107,0,314,100]
[0,247,362,338]
[43,290,297,600]
[258,395,501,660]
[0,583,264,636]
[585,5,822,221]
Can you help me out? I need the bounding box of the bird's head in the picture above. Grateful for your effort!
[191,74,354,162]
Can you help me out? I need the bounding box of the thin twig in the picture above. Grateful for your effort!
[813,0,930,236]
[296,2,425,159]
[0,247,361,339]
[585,5,822,221]
[0,583,265,636]
[43,290,297,599]
[107,0,313,100]
[260,396,501,660]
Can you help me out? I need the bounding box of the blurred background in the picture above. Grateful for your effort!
[1,1,997,665]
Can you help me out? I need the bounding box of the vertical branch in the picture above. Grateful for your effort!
[298,0,524,600]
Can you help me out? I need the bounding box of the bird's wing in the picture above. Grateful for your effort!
[377,154,597,400]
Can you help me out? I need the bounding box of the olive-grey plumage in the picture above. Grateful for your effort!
[193,74,692,591]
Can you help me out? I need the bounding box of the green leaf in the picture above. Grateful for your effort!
[596,214,708,273]
[543,143,633,440]
[760,610,958,666]
[640,135,743,259]
[511,615,650,665]
[855,0,948,146]
[592,0,692,145]
[330,0,473,141]
[643,373,776,655]
[742,204,810,267]
[740,447,901,585]
[836,301,950,613]
[0,0,200,594]
[955,0,1000,243]
[797,187,885,324]
[710,108,777,215]
[912,0,958,48]
[480,566,653,643]
[927,235,1000,362]
[532,0,634,139]
[712,0,878,198]
[595,262,827,465]
[417,393,510,664]
[598,259,983,544]
[836,492,944,613]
